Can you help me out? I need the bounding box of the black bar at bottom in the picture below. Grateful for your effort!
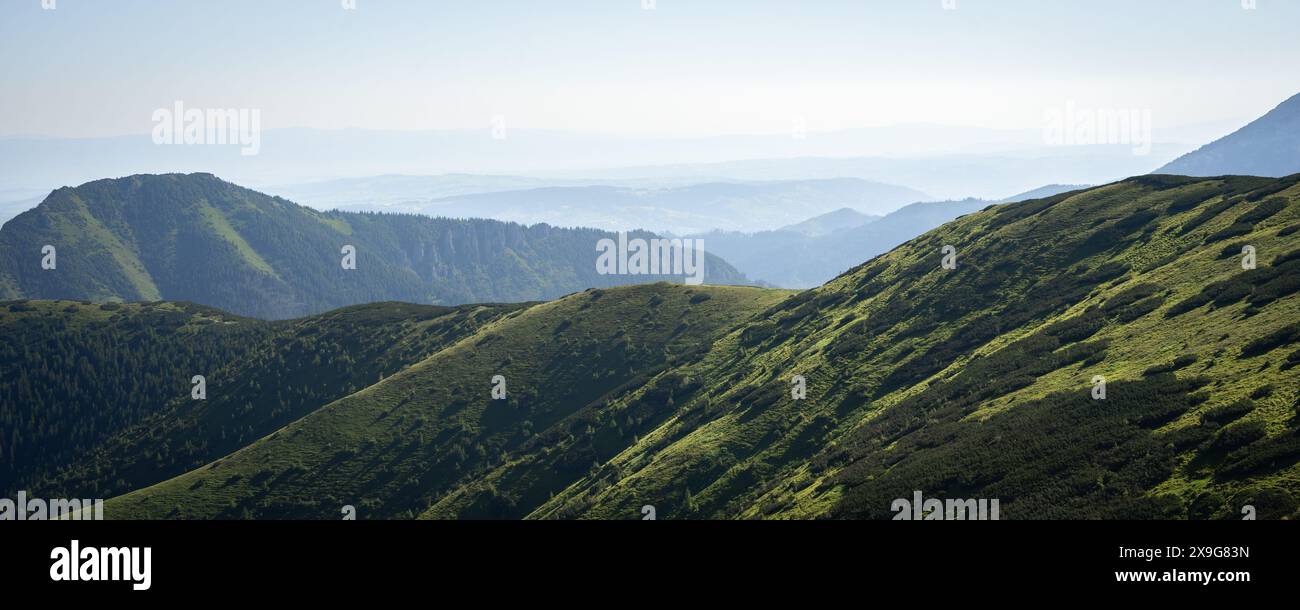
[0,520,1287,598]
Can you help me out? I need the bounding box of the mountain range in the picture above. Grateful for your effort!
[368,178,928,235]
[693,185,1088,288]
[0,122,1220,199]
[6,172,1298,520]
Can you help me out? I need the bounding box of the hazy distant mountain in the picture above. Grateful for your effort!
[0,174,748,319]
[266,174,593,210]
[1156,93,1300,177]
[0,124,1198,200]
[697,197,992,288]
[705,181,1187,288]
[398,178,928,235]
[262,173,729,212]
[571,146,1186,201]
[777,208,880,237]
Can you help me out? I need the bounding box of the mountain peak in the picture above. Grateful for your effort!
[1156,92,1300,178]
[0,174,750,318]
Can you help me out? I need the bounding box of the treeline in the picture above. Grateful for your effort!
[0,301,272,496]
[3,299,521,500]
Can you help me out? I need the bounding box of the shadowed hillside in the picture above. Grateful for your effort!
[0,299,526,499]
[102,283,790,519]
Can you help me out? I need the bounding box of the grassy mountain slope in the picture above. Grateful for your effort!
[0,173,749,319]
[12,301,523,501]
[527,173,1300,520]
[95,174,1300,520]
[1156,92,1300,178]
[103,283,790,519]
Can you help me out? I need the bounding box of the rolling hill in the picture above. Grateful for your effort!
[0,173,749,319]
[98,173,1300,519]
[530,173,1300,520]
[1156,92,1300,177]
[0,299,526,499]
[100,283,791,519]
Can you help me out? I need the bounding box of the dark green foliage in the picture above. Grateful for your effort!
[1125,175,1202,191]
[1116,209,1160,233]
[1219,242,1251,258]
[1142,354,1198,376]
[1102,284,1167,322]
[1200,400,1255,425]
[0,302,273,496]
[1228,486,1298,519]
[1167,186,1224,214]
[3,300,522,498]
[1178,197,1241,236]
[1240,322,1300,357]
[1243,174,1300,201]
[1237,198,1288,224]
[1168,253,1300,316]
[1205,222,1254,243]
[832,375,1210,519]
[1217,432,1300,480]
[1203,198,1288,243]
[1285,347,1300,370]
[1102,284,1162,312]
[1206,420,1267,453]
[740,320,779,347]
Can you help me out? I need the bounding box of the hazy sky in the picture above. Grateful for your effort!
[2,0,1298,138]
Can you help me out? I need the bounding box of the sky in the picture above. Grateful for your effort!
[2,0,1298,139]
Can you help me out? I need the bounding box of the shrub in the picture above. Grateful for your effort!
[1200,400,1254,425]
[1207,420,1267,453]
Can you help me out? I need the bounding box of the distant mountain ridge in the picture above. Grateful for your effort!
[697,184,1096,288]
[1157,93,1300,177]
[0,174,749,319]
[777,208,880,237]
[391,178,928,235]
[693,197,992,288]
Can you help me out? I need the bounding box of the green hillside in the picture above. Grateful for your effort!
[531,174,1300,520]
[88,174,1300,519]
[1,300,522,500]
[0,300,273,496]
[0,173,750,319]
[103,283,790,519]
